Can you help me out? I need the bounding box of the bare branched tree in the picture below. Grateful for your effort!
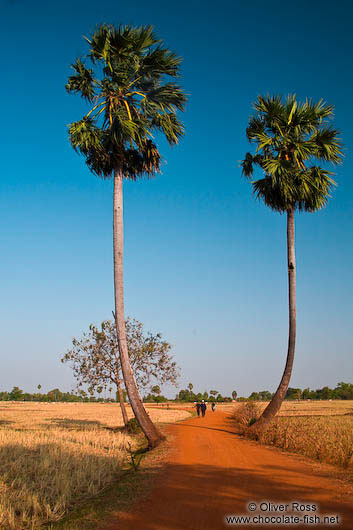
[62,318,179,426]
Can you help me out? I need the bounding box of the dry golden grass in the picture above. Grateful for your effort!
[231,400,353,470]
[0,402,190,529]
[230,399,353,416]
[262,415,353,468]
[262,399,353,416]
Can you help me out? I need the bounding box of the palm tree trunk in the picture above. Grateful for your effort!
[116,377,129,426]
[113,169,164,448]
[254,208,296,430]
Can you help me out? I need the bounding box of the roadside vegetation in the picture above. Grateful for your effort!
[232,401,353,470]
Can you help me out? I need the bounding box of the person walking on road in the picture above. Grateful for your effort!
[201,400,207,417]
[211,402,216,412]
[196,402,201,417]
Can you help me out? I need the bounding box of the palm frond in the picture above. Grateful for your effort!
[68,118,102,155]
[241,153,265,179]
[309,127,343,164]
[242,94,343,214]
[141,46,182,78]
[66,59,96,102]
[151,112,184,145]
[297,167,336,211]
[246,116,265,142]
[142,83,186,112]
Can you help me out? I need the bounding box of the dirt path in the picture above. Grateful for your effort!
[104,411,353,529]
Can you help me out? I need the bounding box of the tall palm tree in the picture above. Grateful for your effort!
[66,24,186,448]
[241,94,343,430]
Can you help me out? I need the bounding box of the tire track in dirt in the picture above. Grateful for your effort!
[104,411,353,529]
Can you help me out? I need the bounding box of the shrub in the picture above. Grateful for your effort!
[125,417,141,435]
[231,401,261,431]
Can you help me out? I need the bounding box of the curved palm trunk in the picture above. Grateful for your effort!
[113,170,164,448]
[116,377,129,426]
[254,208,296,431]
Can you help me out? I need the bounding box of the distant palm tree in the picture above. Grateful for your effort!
[66,24,186,447]
[241,94,343,430]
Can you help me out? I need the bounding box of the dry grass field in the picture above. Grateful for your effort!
[250,399,353,416]
[231,400,353,471]
[262,415,353,467]
[0,402,190,530]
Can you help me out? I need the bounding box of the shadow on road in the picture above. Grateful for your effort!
[106,460,353,530]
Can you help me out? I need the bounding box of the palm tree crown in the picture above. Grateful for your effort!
[66,24,186,178]
[241,94,343,211]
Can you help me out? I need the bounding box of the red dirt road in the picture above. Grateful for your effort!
[105,411,353,530]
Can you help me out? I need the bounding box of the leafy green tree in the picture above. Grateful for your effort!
[312,388,320,399]
[177,387,196,402]
[47,388,62,402]
[242,94,343,429]
[151,385,161,396]
[317,386,334,400]
[153,394,168,403]
[285,387,302,400]
[176,389,188,401]
[232,390,237,400]
[334,382,353,400]
[302,388,311,400]
[144,392,167,403]
[259,391,273,401]
[9,386,23,401]
[66,24,186,447]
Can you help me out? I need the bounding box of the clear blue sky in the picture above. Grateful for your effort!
[1,0,352,398]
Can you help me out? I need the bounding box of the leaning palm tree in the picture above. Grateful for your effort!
[241,94,343,430]
[66,24,186,448]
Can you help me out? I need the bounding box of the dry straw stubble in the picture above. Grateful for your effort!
[0,402,189,529]
[232,400,353,469]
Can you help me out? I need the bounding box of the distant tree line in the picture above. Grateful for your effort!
[174,382,353,402]
[0,386,116,403]
[175,383,234,403]
[247,382,353,401]
[2,382,352,403]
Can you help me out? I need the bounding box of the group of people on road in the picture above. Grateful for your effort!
[195,400,216,417]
